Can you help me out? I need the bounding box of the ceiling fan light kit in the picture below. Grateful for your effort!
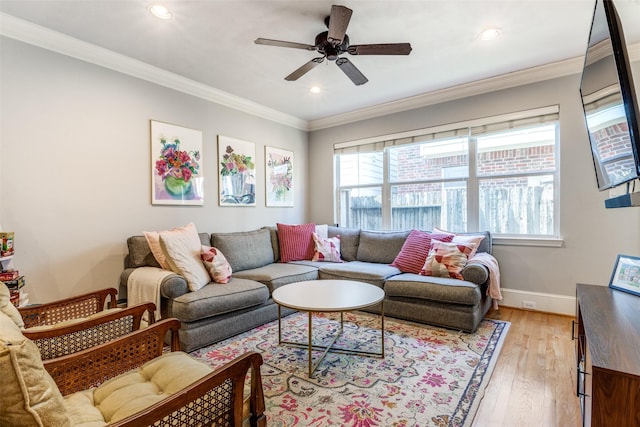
[255,4,412,86]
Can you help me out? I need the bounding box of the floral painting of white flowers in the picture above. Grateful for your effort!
[265,146,294,207]
[218,135,256,206]
[150,120,203,205]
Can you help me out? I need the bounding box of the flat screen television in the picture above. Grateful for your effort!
[580,0,640,191]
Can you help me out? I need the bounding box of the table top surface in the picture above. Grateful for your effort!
[272,280,384,312]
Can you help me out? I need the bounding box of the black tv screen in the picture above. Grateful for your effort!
[580,0,640,191]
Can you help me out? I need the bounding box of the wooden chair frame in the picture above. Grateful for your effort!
[19,287,118,328]
[24,302,156,360]
[44,319,266,427]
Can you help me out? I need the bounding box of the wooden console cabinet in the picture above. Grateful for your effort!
[574,284,640,426]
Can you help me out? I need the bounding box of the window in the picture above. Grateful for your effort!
[335,106,560,238]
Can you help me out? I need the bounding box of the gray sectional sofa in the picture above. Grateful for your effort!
[120,226,493,352]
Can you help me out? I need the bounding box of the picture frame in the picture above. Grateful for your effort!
[265,146,294,207]
[150,120,203,205]
[218,135,256,206]
[609,254,640,297]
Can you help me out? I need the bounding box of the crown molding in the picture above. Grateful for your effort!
[308,56,585,131]
[0,13,309,131]
[3,12,639,134]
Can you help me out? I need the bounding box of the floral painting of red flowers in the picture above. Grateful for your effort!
[266,146,294,207]
[151,120,203,205]
[218,135,256,206]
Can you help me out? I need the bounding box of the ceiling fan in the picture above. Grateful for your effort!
[254,5,412,86]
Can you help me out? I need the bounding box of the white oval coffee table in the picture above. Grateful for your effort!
[272,279,385,377]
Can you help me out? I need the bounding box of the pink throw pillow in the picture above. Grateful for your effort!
[201,246,232,284]
[390,230,453,274]
[277,223,316,263]
[311,232,343,262]
[420,239,476,279]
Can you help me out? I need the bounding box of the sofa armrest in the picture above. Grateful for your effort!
[121,267,189,300]
[461,262,489,285]
[44,318,181,396]
[109,351,266,427]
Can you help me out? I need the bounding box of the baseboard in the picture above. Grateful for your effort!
[498,288,576,316]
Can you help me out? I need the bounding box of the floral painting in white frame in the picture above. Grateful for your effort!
[265,146,293,207]
[218,135,256,206]
[150,120,203,205]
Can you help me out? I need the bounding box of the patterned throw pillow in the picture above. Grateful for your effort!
[311,232,342,262]
[390,229,453,274]
[277,223,316,263]
[432,226,486,259]
[201,246,232,284]
[420,239,477,279]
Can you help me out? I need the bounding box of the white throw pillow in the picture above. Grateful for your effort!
[159,223,210,292]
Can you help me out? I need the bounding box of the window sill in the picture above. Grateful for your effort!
[492,236,564,248]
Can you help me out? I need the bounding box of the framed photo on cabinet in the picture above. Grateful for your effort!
[609,254,640,297]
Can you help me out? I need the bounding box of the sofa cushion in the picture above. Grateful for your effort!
[233,263,319,293]
[391,230,453,274]
[385,273,481,306]
[127,233,209,269]
[328,226,360,261]
[356,230,410,264]
[276,223,316,262]
[170,278,269,323]
[212,228,274,272]
[92,351,212,423]
[318,261,401,287]
[0,312,72,427]
[262,226,280,262]
[159,223,211,292]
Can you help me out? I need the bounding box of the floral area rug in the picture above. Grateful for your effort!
[191,311,509,427]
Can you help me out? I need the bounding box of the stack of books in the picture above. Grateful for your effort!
[2,271,25,307]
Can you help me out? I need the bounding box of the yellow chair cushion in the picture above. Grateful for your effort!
[92,351,211,423]
[0,311,72,426]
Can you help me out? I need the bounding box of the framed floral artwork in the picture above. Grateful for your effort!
[265,146,293,207]
[218,135,256,206]
[150,120,203,205]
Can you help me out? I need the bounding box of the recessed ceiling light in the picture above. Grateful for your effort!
[310,86,321,94]
[480,27,502,41]
[150,4,172,20]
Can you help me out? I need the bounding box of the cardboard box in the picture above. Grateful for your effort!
[0,232,14,257]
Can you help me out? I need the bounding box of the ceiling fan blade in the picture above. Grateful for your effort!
[254,38,316,51]
[327,5,352,45]
[285,57,325,81]
[348,43,413,55]
[335,58,368,86]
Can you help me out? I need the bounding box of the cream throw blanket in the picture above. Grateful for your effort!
[127,267,174,323]
[467,253,502,310]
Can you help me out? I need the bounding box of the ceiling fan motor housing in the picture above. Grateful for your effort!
[315,31,349,61]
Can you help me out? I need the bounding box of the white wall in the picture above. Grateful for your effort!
[309,74,640,314]
[0,38,308,303]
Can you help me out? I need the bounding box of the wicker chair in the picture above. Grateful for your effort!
[23,301,156,360]
[18,287,118,328]
[1,314,267,427]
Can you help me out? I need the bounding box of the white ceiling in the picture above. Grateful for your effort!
[2,0,640,129]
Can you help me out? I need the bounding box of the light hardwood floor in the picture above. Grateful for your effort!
[472,307,581,427]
